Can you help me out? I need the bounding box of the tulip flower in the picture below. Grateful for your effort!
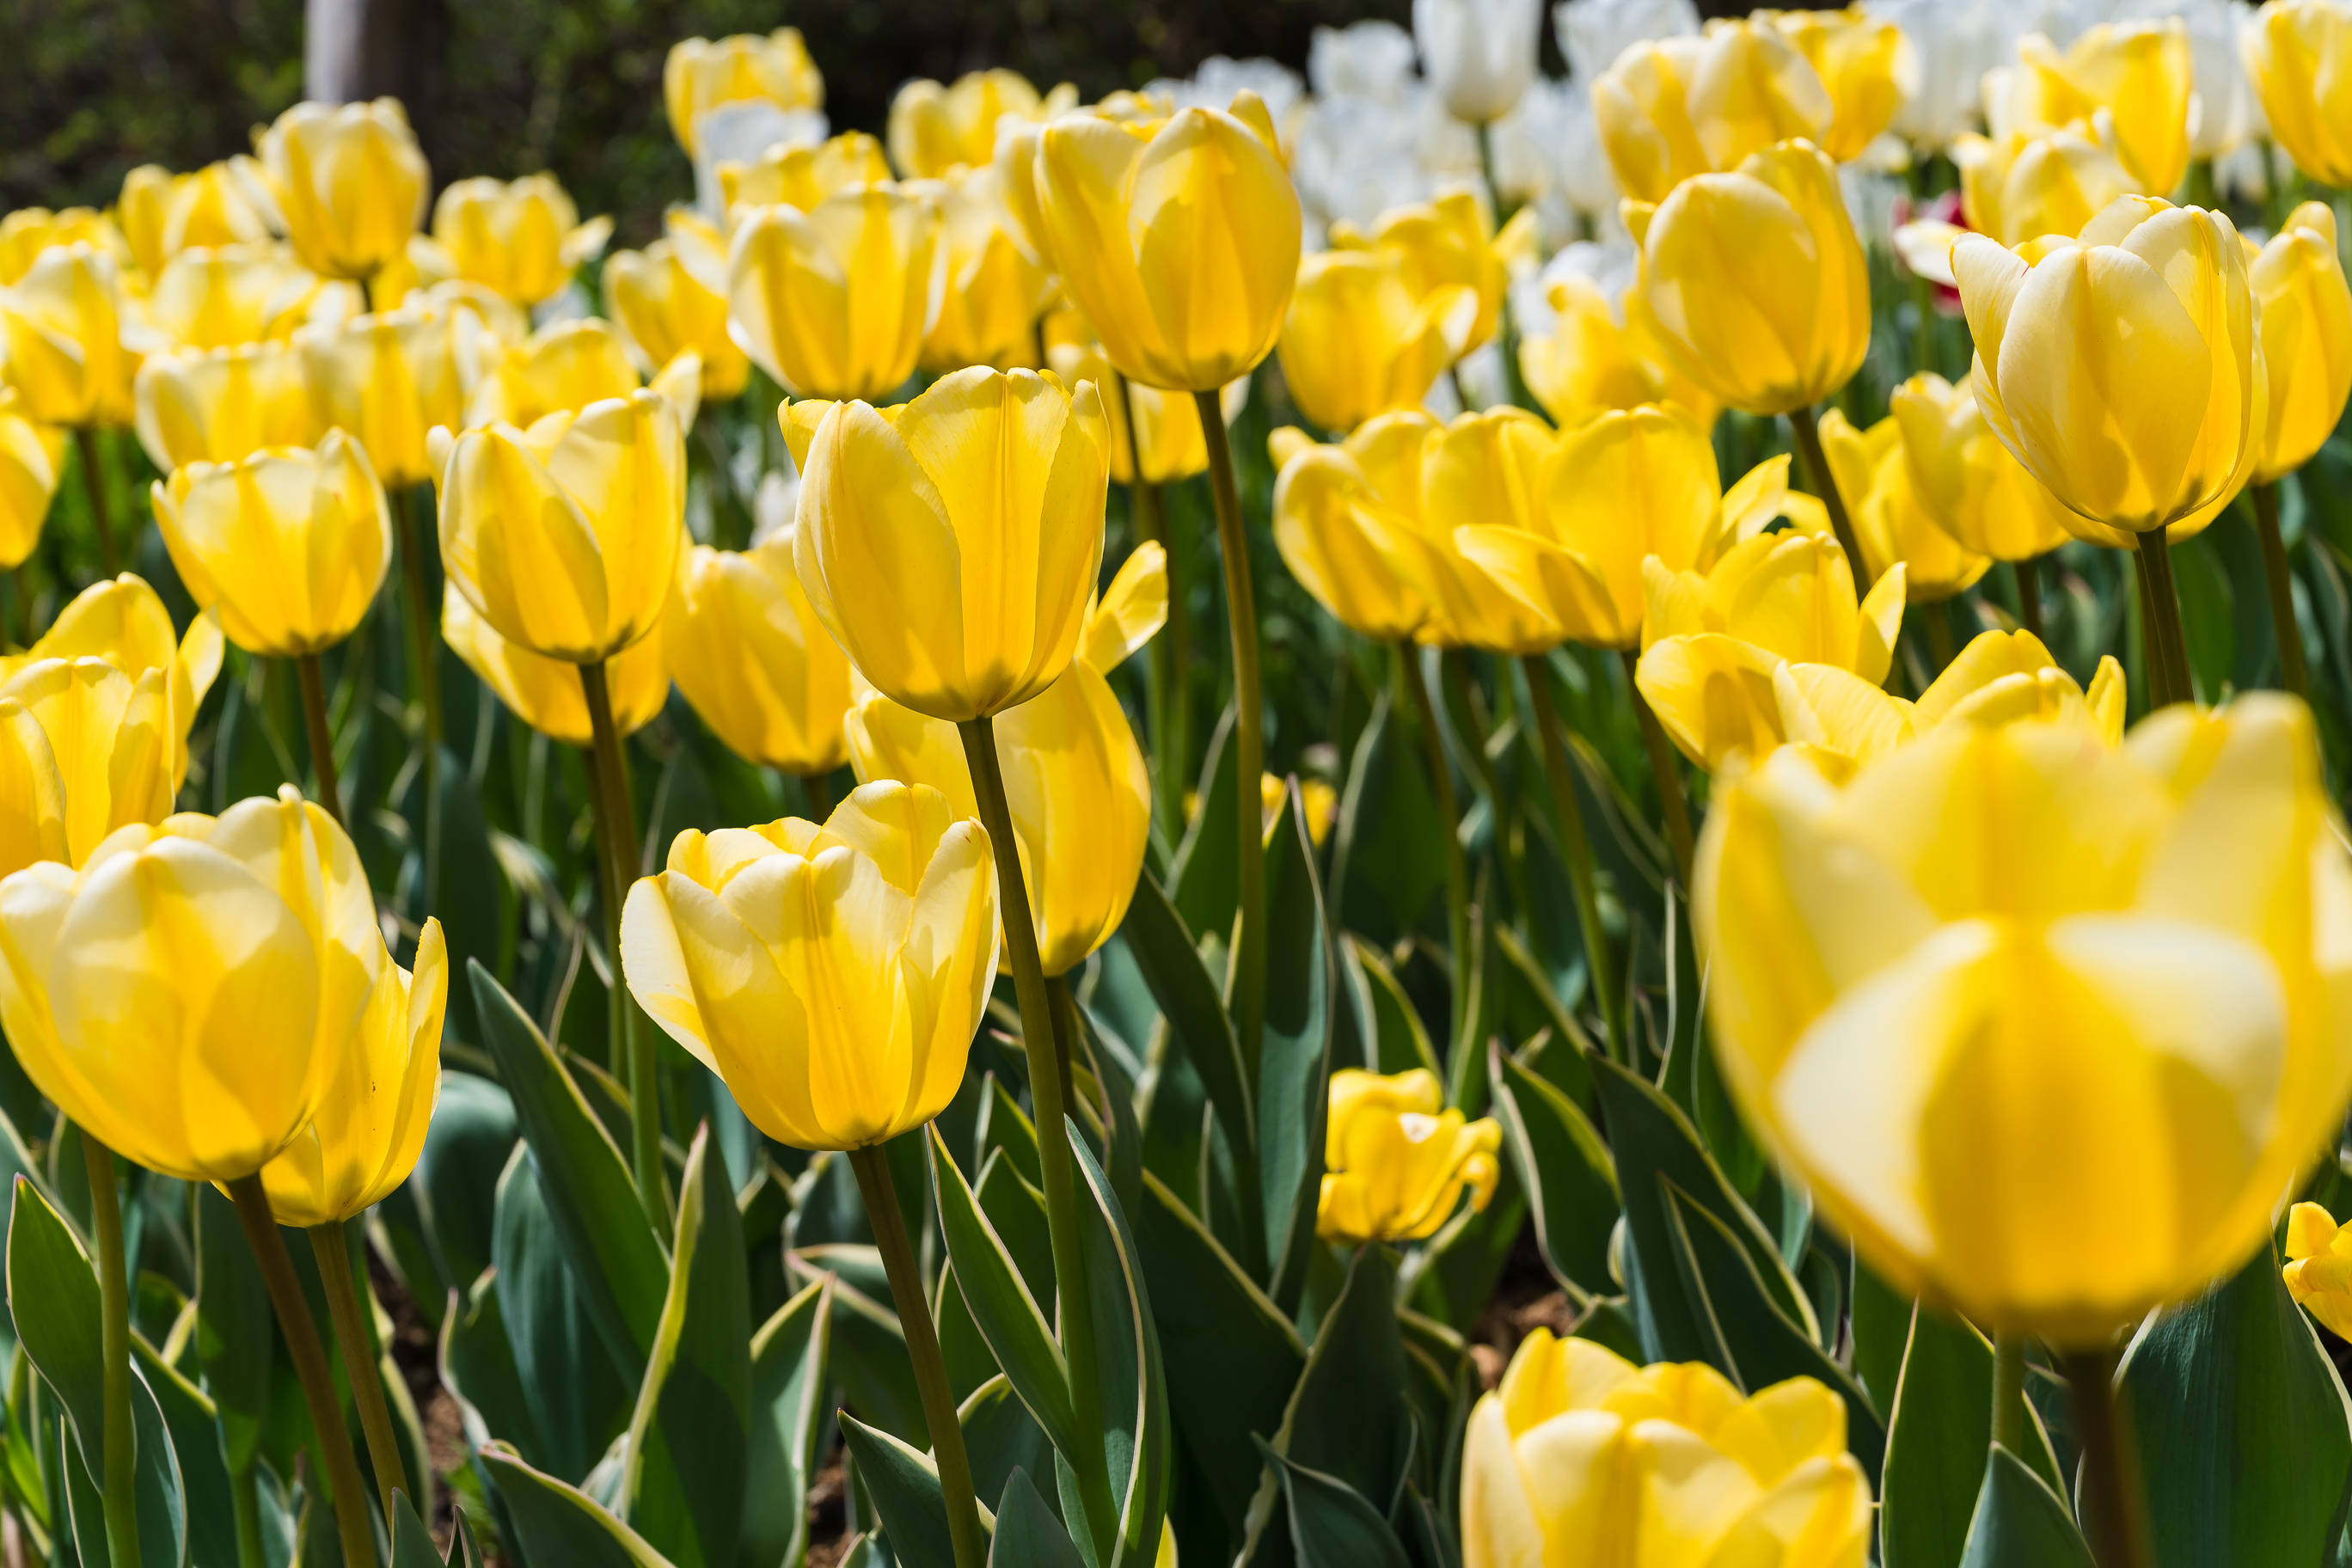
[1277,248,1478,433]
[1768,6,1919,162]
[1338,189,1509,358]
[257,99,430,282]
[150,430,392,658]
[622,781,997,1151]
[790,366,1107,722]
[431,175,612,309]
[1952,119,2142,248]
[726,185,942,401]
[1987,22,2194,197]
[119,159,281,277]
[1954,196,2261,541]
[1029,95,1302,392]
[1414,0,1542,122]
[890,70,1075,178]
[2287,1203,2352,1340]
[715,132,893,219]
[0,209,128,286]
[0,658,171,867]
[665,29,825,159]
[2251,202,2352,486]
[142,242,325,351]
[466,317,701,432]
[1627,139,1870,418]
[7,572,223,763]
[915,165,1053,374]
[299,300,485,490]
[665,534,854,777]
[1271,412,1452,643]
[1817,408,1991,603]
[0,242,140,428]
[1461,1331,1872,1568]
[1317,1068,1501,1243]
[1594,23,1833,203]
[133,341,322,473]
[0,392,65,572]
[1888,373,2074,563]
[1043,318,1210,485]
[442,585,669,748]
[603,211,750,403]
[1699,695,2352,1342]
[1519,274,1718,432]
[2246,0,2352,186]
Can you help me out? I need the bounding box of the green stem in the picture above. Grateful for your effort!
[1044,972,1083,1126]
[1522,654,1623,1063]
[83,1129,139,1568]
[309,1222,412,1520]
[1620,649,1694,885]
[2014,555,2044,645]
[73,426,118,577]
[225,1174,377,1568]
[295,653,344,826]
[800,769,832,821]
[231,1463,265,1568]
[2253,481,2308,698]
[1785,404,1869,588]
[2135,529,2194,707]
[956,716,1119,1558]
[1115,372,1185,837]
[1991,1332,2027,1454]
[848,1145,987,1568]
[1444,648,1534,938]
[397,485,444,911]
[1922,601,1956,673]
[1400,646,1473,1079]
[2061,1348,2153,1568]
[581,659,665,1229]
[1195,390,1266,1075]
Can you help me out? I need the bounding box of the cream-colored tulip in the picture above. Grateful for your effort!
[141,242,324,351]
[1951,119,2142,248]
[431,175,612,308]
[665,29,826,159]
[1594,22,1833,203]
[1987,22,2194,197]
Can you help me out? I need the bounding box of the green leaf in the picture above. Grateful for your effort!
[61,1363,185,1568]
[787,1253,928,1444]
[1850,1253,1912,1419]
[469,960,667,1382]
[492,1142,632,1482]
[1069,1131,1172,1568]
[396,1069,519,1317]
[1339,935,1440,1079]
[480,1442,680,1568]
[975,1149,1056,1309]
[393,1490,445,1568]
[442,1266,543,1469]
[1490,924,1592,1112]
[1121,866,1254,1160]
[929,1129,1078,1462]
[841,1412,958,1568]
[1957,1448,2094,1568]
[622,1124,751,1568]
[961,1375,1053,1525]
[8,1175,106,1473]
[433,740,513,1043]
[976,1075,1043,1191]
[1880,1302,2069,1568]
[1257,1442,1413,1568]
[1487,1047,1618,1299]
[1271,1245,1412,1513]
[1328,690,1447,946]
[135,1335,238,1568]
[741,1274,834,1568]
[1170,704,1241,941]
[993,1467,1086,1568]
[1259,786,1337,1314]
[2121,1243,2352,1568]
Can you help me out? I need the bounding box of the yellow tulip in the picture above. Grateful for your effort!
[1317,1068,1500,1244]
[1418,408,1585,654]
[1336,191,1510,359]
[622,782,997,1152]
[916,165,1052,374]
[726,185,941,401]
[664,29,825,159]
[141,242,323,351]
[0,658,170,866]
[1029,94,1301,392]
[431,175,612,308]
[1768,6,1920,162]
[2286,1202,2352,1340]
[408,276,529,350]
[0,696,65,879]
[5,573,223,793]
[1462,1331,1872,1568]
[1520,275,1719,432]
[791,366,1108,722]
[0,209,129,286]
[1594,23,1834,204]
[0,242,140,427]
[1988,23,2194,197]
[132,341,321,473]
[1627,139,1871,418]
[1954,196,2261,539]
[256,99,430,282]
[1271,413,1451,642]
[2246,0,2352,187]
[1257,773,1339,848]
[666,535,854,776]
[1277,248,1476,433]
[120,160,281,278]
[0,787,387,1182]
[1952,119,2142,248]
[1698,695,2352,1341]
[150,430,391,658]
[890,70,1076,178]
[715,132,892,219]
[442,585,668,748]
[1888,372,2076,562]
[431,388,686,665]
[465,317,701,431]
[0,391,66,572]
[299,300,484,490]
[2251,201,2352,485]
[603,211,750,403]
[1817,408,1991,603]
[1042,314,1210,484]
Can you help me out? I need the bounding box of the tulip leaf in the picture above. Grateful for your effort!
[1339,934,1442,1079]
[1329,690,1448,947]
[134,1334,239,1568]
[479,1441,682,1568]
[841,1412,960,1568]
[442,1265,545,1478]
[1490,923,1594,1111]
[9,1174,107,1477]
[392,1068,520,1322]
[1121,864,1255,1158]
[930,1128,1080,1462]
[1259,785,1338,1314]
[60,1362,185,1568]
[993,1467,1087,1568]
[741,1273,835,1568]
[1850,1253,1914,1418]
[976,1148,1057,1308]
[1487,1044,1619,1301]
[976,1075,1044,1190]
[1265,1244,1413,1516]
[1136,1169,1307,1536]
[1882,1302,2067,1568]
[1170,704,1241,941]
[622,1124,752,1568]
[1957,1447,2094,1568]
[394,1489,448,1568]
[962,1374,1054,1523]
[432,739,514,1043]
[469,959,668,1383]
[2119,1242,2352,1568]
[786,1252,929,1443]
[1255,1440,1414,1568]
[492,1142,632,1482]
[1067,1130,1173,1568]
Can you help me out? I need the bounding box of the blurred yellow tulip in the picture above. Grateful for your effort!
[1697,695,2352,1341]
[1335,191,1509,358]
[890,70,1076,178]
[0,209,128,286]
[431,175,612,308]
[1042,314,1210,484]
[0,658,171,866]
[0,392,66,572]
[715,132,892,219]
[150,430,391,658]
[666,535,854,776]
[2251,201,2352,485]
[622,781,997,1152]
[133,341,321,473]
[603,211,750,403]
[664,29,825,159]
[1594,22,1834,204]
[256,99,430,282]
[465,317,701,431]
[1952,119,2142,248]
[119,159,281,278]
[1817,407,1991,602]
[2246,0,2352,187]
[1988,22,2193,197]
[1521,276,1719,432]
[0,242,140,427]
[1888,372,2075,562]
[1767,6,1920,162]
[6,573,223,790]
[299,300,486,489]
[916,165,1052,373]
[1317,1068,1500,1244]
[431,388,686,665]
[442,584,668,747]
[1627,139,1870,418]
[791,366,1107,722]
[726,186,941,401]
[1258,773,1339,848]
[141,242,323,351]
[1462,1331,1872,1568]
[1271,412,1450,642]
[2286,1202,2352,1339]
[1277,248,1476,432]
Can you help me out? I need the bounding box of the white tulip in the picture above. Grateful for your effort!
[1553,0,1701,83]
[1309,21,1423,103]
[1415,0,1545,122]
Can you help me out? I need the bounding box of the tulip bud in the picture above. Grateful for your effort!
[890,70,1074,179]
[2246,0,2352,187]
[119,160,283,279]
[1344,191,1510,358]
[257,99,430,282]
[1888,372,2074,563]
[0,242,140,428]
[1271,413,1451,643]
[792,366,1108,722]
[1952,119,2141,249]
[432,175,613,308]
[1595,23,1833,203]
[1816,408,1990,603]
[915,165,1053,374]
[622,782,998,1152]
[442,585,668,747]
[1317,1068,1500,1243]
[603,211,750,403]
[133,341,321,473]
[1988,23,2193,198]
[0,392,66,573]
[1520,274,1719,432]
[726,186,943,401]
[666,536,854,776]
[0,210,129,287]
[1769,6,1920,161]
[300,302,485,490]
[1413,0,1542,122]
[665,29,825,159]
[465,317,701,432]
[1043,315,1210,484]
[716,132,891,221]
[2251,202,2352,485]
[1277,248,1477,433]
[2286,1202,2352,1340]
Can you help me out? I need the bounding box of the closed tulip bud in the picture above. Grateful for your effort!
[727,187,942,401]
[1271,413,1451,642]
[1317,1068,1500,1243]
[120,159,282,278]
[1043,317,1210,484]
[1953,119,2141,249]
[466,317,701,431]
[1338,191,1509,358]
[142,242,323,351]
[0,392,65,572]
[1817,408,1990,603]
[1595,25,1833,204]
[2251,202,2352,485]
[1414,0,1543,122]
[1955,196,2262,538]
[1628,139,1870,417]
[1032,95,1302,392]
[1278,248,1477,432]
[132,341,321,473]
[890,70,1075,178]
[916,166,1053,373]
[442,584,668,747]
[1768,7,1920,162]
[150,430,391,658]
[7,573,224,792]
[1462,1332,1872,1568]
[431,175,612,308]
[0,786,389,1182]
[299,302,484,490]
[2246,0,2352,186]
[1889,372,2073,562]
[792,366,1107,721]
[665,30,825,159]
[2286,1203,2352,1339]
[716,132,892,220]
[603,212,750,403]
[257,100,429,282]
[667,535,854,775]
[0,242,140,427]
[623,782,997,1151]
[0,209,129,286]
[1520,274,1719,431]
[1988,23,2194,198]
[1699,695,2352,1341]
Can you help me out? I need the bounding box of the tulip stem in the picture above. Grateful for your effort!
[2135,530,2195,707]
[582,658,667,1230]
[72,426,118,577]
[1195,390,1267,1077]
[225,1174,377,1568]
[2061,1347,2153,1568]
[2014,556,2044,645]
[1620,649,1694,885]
[956,715,1121,1559]
[2253,482,2309,698]
[1400,645,1473,1075]
[800,769,832,821]
[397,485,444,911]
[1522,653,1623,1064]
[1115,372,1185,836]
[1785,405,1869,589]
[294,653,344,826]
[309,1221,413,1522]
[82,1130,139,1568]
[231,1464,265,1568]
[1991,1332,2027,1453]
